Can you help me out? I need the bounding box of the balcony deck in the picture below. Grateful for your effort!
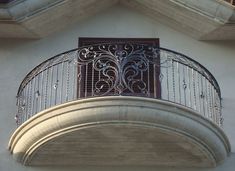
[8,43,230,167]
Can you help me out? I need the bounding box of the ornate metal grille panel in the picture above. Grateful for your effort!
[77,43,160,98]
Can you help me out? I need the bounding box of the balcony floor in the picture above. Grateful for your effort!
[8,96,230,167]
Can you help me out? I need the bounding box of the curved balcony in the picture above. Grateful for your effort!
[8,43,230,167]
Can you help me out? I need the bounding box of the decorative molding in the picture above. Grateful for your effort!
[9,96,230,166]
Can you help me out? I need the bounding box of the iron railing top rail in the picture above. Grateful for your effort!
[17,43,221,99]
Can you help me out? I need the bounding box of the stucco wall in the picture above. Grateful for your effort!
[0,5,235,171]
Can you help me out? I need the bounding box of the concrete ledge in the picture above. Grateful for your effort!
[8,96,230,167]
[0,0,118,38]
[1,0,235,39]
[121,0,235,40]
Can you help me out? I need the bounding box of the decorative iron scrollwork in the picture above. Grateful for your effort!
[76,43,159,96]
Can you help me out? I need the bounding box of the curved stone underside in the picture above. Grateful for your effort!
[8,96,230,167]
[29,124,215,166]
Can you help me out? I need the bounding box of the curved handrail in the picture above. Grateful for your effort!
[160,48,221,97]
[17,48,79,95]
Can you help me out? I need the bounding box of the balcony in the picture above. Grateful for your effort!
[8,43,230,167]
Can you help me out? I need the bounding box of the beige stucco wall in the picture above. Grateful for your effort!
[0,5,235,171]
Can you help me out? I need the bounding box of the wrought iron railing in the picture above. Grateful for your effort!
[15,43,222,127]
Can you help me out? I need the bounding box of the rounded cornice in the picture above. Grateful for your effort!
[8,96,230,166]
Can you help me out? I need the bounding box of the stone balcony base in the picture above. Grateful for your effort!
[8,96,230,167]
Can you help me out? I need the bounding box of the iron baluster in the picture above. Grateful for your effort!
[177,62,181,104]
[49,66,54,107]
[197,71,201,113]
[166,56,170,101]
[192,69,197,110]
[60,61,64,103]
[182,66,187,106]
[187,66,191,108]
[44,68,49,109]
[66,61,70,101]
[172,60,176,102]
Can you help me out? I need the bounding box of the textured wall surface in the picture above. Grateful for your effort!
[0,5,235,171]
